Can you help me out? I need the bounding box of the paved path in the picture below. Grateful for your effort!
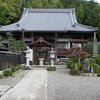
[48,65,100,100]
[1,65,100,100]
[1,68,47,100]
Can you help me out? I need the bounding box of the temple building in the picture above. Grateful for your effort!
[0,8,98,64]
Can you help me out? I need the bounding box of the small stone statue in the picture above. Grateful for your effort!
[82,58,90,73]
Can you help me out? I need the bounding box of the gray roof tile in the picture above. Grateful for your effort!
[0,8,98,32]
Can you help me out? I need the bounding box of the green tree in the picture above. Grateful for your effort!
[76,3,84,23]
[0,2,9,24]
[48,0,63,8]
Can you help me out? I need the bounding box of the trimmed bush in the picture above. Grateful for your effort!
[11,66,17,72]
[70,69,80,75]
[24,66,31,70]
[47,67,56,71]
[97,72,100,77]
[94,55,100,66]
[76,63,82,71]
[15,64,23,70]
[3,69,12,77]
[69,57,78,63]
[70,63,76,69]
[70,63,82,71]
[89,58,96,65]
[66,60,74,69]
[91,63,100,73]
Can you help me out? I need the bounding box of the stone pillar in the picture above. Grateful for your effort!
[93,32,98,57]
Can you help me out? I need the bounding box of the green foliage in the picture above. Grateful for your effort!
[97,72,100,77]
[94,55,100,66]
[83,42,100,55]
[11,65,22,72]
[6,32,26,52]
[66,60,74,69]
[91,63,100,73]
[69,57,78,63]
[3,69,12,77]
[70,63,82,71]
[24,66,31,70]
[82,42,93,55]
[11,66,17,72]
[47,66,56,71]
[89,58,96,65]
[70,69,80,75]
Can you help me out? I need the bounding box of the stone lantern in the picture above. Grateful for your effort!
[25,46,33,68]
[48,47,55,66]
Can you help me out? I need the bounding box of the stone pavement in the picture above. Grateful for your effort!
[0,68,47,100]
[0,85,11,97]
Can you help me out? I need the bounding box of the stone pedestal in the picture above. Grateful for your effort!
[51,58,54,66]
[26,58,30,67]
[39,58,44,66]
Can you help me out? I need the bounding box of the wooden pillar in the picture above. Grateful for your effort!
[55,33,57,61]
[31,32,34,43]
[21,28,24,42]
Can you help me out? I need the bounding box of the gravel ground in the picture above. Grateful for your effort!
[47,65,100,100]
[0,69,30,87]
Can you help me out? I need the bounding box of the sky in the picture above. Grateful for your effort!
[87,0,100,3]
[95,0,100,3]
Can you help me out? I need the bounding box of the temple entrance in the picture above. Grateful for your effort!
[29,37,54,65]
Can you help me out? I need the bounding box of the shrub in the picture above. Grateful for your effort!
[15,64,23,70]
[89,58,96,65]
[47,67,56,71]
[66,60,74,69]
[70,63,82,71]
[76,63,82,71]
[24,66,31,70]
[94,55,100,66]
[70,63,76,69]
[97,72,100,77]
[69,57,78,63]
[91,63,100,73]
[11,66,18,72]
[3,69,12,77]
[70,69,80,75]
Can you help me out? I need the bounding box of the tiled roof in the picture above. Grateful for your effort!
[0,8,98,32]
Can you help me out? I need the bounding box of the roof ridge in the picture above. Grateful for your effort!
[24,8,75,13]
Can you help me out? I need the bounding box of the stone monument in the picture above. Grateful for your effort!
[82,58,90,73]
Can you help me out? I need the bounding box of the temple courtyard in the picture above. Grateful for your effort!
[0,65,100,100]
